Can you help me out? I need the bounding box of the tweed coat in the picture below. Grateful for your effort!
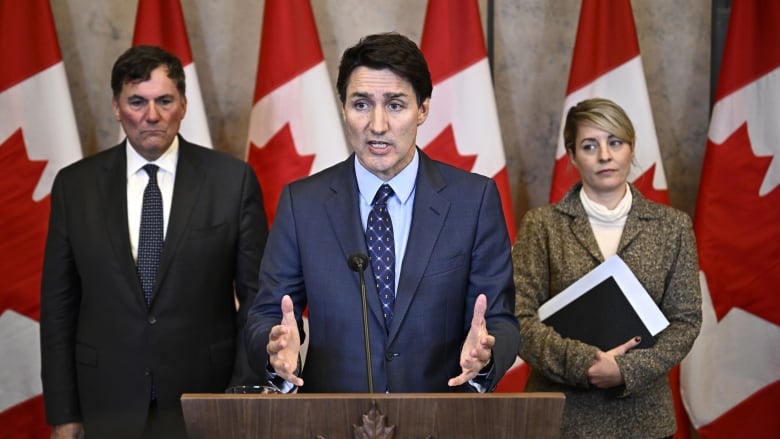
[514,183,702,438]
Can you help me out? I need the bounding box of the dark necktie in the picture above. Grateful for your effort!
[137,164,163,306]
[366,184,395,329]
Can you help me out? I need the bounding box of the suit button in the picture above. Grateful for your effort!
[144,368,152,377]
[385,352,397,361]
[148,315,157,325]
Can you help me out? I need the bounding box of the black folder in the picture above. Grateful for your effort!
[541,276,656,350]
[538,255,669,351]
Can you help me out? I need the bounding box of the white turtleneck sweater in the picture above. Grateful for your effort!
[579,184,633,258]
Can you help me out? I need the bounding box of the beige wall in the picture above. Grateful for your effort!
[51,0,710,221]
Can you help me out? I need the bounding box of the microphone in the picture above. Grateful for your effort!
[348,253,369,273]
[348,252,374,393]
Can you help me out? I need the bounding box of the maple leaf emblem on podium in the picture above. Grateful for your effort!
[351,402,396,439]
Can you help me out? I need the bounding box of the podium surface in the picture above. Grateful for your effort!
[182,392,564,438]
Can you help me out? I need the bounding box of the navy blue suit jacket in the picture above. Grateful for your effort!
[246,150,519,393]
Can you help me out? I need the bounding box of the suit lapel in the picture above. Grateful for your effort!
[617,185,659,254]
[570,214,603,263]
[154,139,204,303]
[388,152,450,340]
[99,143,147,308]
[324,156,388,324]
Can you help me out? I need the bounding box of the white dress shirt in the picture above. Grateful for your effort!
[126,137,178,261]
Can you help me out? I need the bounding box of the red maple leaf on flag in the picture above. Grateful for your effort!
[0,129,49,322]
[247,124,314,225]
[422,125,477,172]
[630,164,670,205]
[696,123,780,326]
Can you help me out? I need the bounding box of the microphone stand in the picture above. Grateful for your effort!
[348,253,374,393]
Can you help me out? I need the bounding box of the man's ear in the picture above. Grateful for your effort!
[111,97,121,121]
[417,98,430,126]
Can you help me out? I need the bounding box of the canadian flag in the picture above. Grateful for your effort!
[418,0,516,243]
[681,2,780,437]
[418,0,521,392]
[246,0,348,224]
[551,1,691,435]
[550,0,669,205]
[130,0,213,148]
[0,0,82,436]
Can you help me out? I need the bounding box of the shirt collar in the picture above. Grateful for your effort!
[126,136,179,178]
[354,148,418,205]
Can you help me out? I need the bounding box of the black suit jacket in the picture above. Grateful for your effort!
[246,150,519,393]
[40,137,267,437]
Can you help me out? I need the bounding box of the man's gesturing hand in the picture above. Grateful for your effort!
[448,294,494,387]
[266,295,303,387]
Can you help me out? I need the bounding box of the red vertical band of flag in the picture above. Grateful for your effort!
[420,0,485,83]
[565,0,637,95]
[0,1,60,92]
[133,0,193,64]
[1,0,83,436]
[713,2,780,102]
[682,2,780,437]
[253,0,323,102]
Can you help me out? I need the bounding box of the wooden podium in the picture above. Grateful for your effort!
[181,392,564,438]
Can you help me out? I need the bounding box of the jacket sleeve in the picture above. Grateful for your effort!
[469,179,521,391]
[615,213,702,396]
[244,184,306,380]
[40,171,83,425]
[228,163,269,387]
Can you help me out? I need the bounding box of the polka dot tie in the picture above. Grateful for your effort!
[366,184,395,330]
[138,164,163,306]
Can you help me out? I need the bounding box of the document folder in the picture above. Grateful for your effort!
[538,255,669,350]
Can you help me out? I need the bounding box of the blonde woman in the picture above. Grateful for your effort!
[514,98,701,438]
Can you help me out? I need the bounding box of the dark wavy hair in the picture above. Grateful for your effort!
[336,32,432,106]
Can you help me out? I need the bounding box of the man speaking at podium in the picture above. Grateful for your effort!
[245,33,519,394]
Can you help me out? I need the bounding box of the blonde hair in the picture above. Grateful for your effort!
[563,98,635,155]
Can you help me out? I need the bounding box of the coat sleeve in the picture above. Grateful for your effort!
[228,163,269,387]
[469,179,521,391]
[615,213,702,397]
[40,171,83,425]
[244,184,306,379]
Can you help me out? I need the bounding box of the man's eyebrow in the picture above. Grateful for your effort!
[125,93,176,100]
[383,92,408,99]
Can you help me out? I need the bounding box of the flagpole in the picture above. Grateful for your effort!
[487,0,494,82]
[710,0,730,109]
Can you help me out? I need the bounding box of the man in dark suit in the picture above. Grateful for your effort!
[245,33,519,394]
[40,46,267,438]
